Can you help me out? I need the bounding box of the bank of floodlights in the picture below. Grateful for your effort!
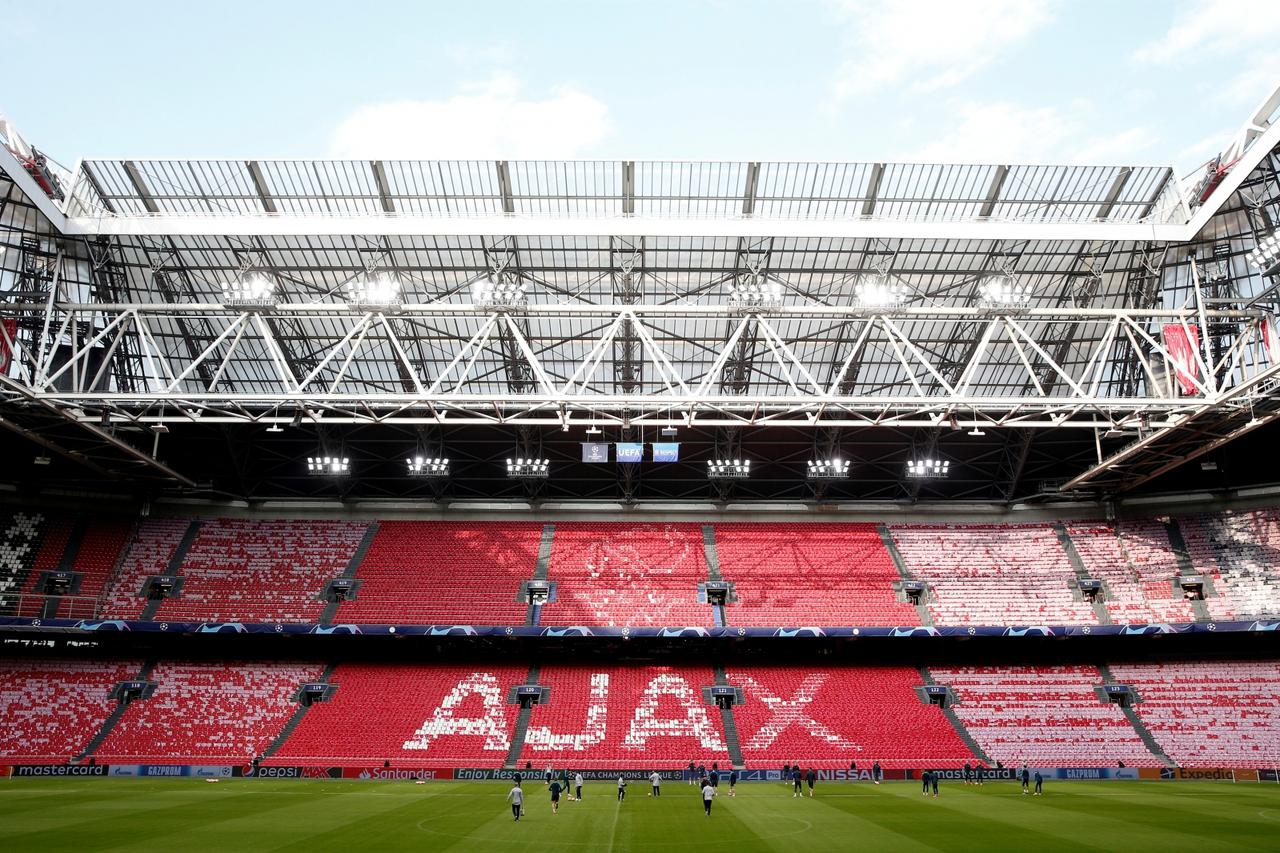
[307,456,350,476]
[905,458,950,478]
[1248,229,1280,276]
[707,458,751,480]
[406,456,450,477]
[806,458,851,480]
[506,457,549,479]
[220,271,277,311]
[854,272,906,308]
[472,275,528,310]
[978,273,1031,308]
[346,271,403,312]
[727,278,782,312]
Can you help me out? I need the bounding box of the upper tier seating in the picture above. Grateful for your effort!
[94,661,321,764]
[101,517,190,619]
[1110,660,1280,767]
[1065,521,1195,623]
[542,523,711,627]
[890,524,1096,625]
[0,658,138,762]
[727,666,973,769]
[931,664,1162,767]
[153,519,368,623]
[1180,510,1280,620]
[0,510,49,615]
[714,523,918,626]
[271,663,527,768]
[336,521,540,625]
[518,665,730,769]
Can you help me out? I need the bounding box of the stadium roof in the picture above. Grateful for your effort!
[1,86,1280,505]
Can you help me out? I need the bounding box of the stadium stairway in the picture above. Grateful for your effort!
[1055,523,1112,625]
[526,525,555,626]
[261,664,337,760]
[319,523,378,624]
[73,660,154,763]
[503,665,540,768]
[918,666,990,764]
[1096,662,1176,767]
[1164,519,1213,622]
[878,524,933,626]
[713,665,746,769]
[139,520,201,621]
[703,525,728,627]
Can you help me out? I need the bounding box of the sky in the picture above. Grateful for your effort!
[1,0,1276,176]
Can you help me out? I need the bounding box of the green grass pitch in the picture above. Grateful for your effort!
[3,778,1279,852]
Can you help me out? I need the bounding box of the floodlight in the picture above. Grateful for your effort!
[806,458,851,480]
[1248,229,1280,276]
[406,456,450,477]
[220,272,276,310]
[307,456,350,476]
[727,278,782,311]
[346,271,403,311]
[978,273,1030,307]
[506,457,550,479]
[854,272,905,307]
[707,458,751,480]
[905,458,950,478]
[472,276,528,309]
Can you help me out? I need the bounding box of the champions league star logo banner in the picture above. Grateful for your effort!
[616,443,644,463]
[651,443,680,462]
[1161,323,1201,395]
[581,442,609,463]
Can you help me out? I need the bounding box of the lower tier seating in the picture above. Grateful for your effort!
[930,665,1162,767]
[715,523,918,626]
[727,665,974,769]
[270,663,528,768]
[94,661,321,764]
[336,521,540,624]
[1110,660,1280,767]
[518,665,731,769]
[0,658,139,763]
[542,523,712,627]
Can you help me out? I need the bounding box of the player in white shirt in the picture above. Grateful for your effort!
[649,771,662,797]
[701,782,715,816]
[506,784,524,821]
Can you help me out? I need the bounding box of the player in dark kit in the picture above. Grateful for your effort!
[728,768,738,797]
[1033,771,1043,796]
[792,767,803,798]
[922,769,931,795]
[872,761,882,785]
[962,762,971,784]
[1020,764,1030,794]
[805,767,816,797]
[549,779,562,814]
[709,768,719,795]
[930,771,939,798]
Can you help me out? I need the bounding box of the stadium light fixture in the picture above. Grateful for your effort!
[346,271,403,312]
[1248,229,1280,276]
[978,273,1030,307]
[806,458,851,480]
[406,456,450,477]
[220,272,276,311]
[660,426,679,438]
[307,456,350,476]
[905,458,950,478]
[472,275,528,310]
[506,457,549,479]
[707,458,751,480]
[727,278,782,311]
[853,272,906,308]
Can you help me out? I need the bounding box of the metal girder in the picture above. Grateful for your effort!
[246,161,278,214]
[1,301,1269,430]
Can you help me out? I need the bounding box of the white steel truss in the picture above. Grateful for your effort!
[1,301,1272,430]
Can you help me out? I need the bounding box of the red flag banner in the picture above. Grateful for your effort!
[1262,314,1280,365]
[1161,323,1201,395]
[0,318,16,374]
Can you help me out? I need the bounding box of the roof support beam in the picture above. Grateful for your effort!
[496,160,515,214]
[979,165,1009,219]
[1095,167,1133,220]
[861,163,885,217]
[742,162,760,216]
[121,161,159,213]
[622,161,635,215]
[246,161,278,214]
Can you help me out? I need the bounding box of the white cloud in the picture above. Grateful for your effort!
[1134,0,1280,64]
[329,75,612,159]
[912,100,1157,164]
[831,0,1054,100]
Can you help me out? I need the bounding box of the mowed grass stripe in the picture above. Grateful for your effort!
[1,779,1278,852]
